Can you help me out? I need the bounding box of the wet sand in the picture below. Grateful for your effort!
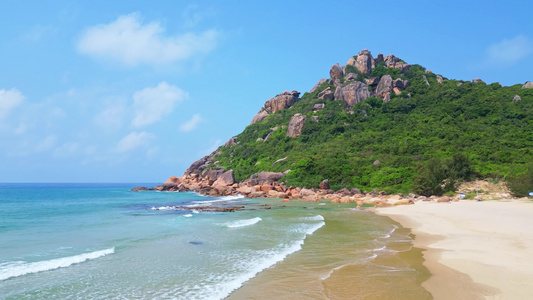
[376,200,533,299]
[228,207,431,299]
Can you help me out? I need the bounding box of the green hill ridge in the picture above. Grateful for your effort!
[176,49,533,196]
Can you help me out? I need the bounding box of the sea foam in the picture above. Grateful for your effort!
[225,217,262,228]
[0,248,115,281]
[161,221,326,300]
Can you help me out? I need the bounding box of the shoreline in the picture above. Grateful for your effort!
[375,200,533,299]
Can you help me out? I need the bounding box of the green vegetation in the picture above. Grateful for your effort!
[506,163,533,197]
[210,63,533,195]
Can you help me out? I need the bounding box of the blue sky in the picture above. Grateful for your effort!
[1,0,532,183]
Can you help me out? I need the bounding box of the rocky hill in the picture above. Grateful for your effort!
[151,49,533,199]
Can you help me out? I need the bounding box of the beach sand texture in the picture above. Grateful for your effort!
[377,200,533,300]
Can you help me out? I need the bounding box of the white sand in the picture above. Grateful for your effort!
[377,200,533,300]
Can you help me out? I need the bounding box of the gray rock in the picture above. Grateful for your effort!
[375,75,393,101]
[250,171,288,184]
[423,75,430,86]
[334,81,371,106]
[213,170,235,186]
[472,78,484,83]
[513,94,521,102]
[345,73,357,81]
[436,75,443,83]
[286,113,307,137]
[310,78,327,93]
[311,116,319,123]
[318,87,334,100]
[522,81,533,89]
[313,103,325,111]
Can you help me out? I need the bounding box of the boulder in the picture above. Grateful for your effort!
[345,73,357,81]
[347,49,374,74]
[330,63,344,80]
[437,196,451,203]
[313,103,325,111]
[310,78,327,93]
[318,87,334,100]
[384,54,411,72]
[436,75,444,83]
[522,81,533,89]
[264,91,300,114]
[334,81,371,106]
[206,169,224,183]
[375,75,393,101]
[250,110,269,125]
[250,171,287,184]
[213,170,235,186]
[311,116,319,123]
[513,94,521,102]
[365,77,380,86]
[472,78,484,84]
[287,113,307,137]
[319,179,330,190]
[300,188,316,197]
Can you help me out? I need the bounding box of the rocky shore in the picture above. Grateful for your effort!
[132,165,463,208]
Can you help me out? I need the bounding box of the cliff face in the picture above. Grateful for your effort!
[154,49,533,196]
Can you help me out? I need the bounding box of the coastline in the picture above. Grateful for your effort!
[375,200,533,300]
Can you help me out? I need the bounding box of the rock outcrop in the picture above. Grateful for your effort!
[330,63,344,80]
[250,110,269,125]
[264,90,300,113]
[250,90,301,125]
[375,75,393,101]
[347,49,374,74]
[287,113,307,137]
[318,87,334,100]
[310,79,327,93]
[522,81,533,89]
[334,81,371,106]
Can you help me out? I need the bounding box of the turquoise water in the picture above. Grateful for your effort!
[0,183,422,299]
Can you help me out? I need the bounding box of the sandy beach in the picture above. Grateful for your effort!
[377,200,533,300]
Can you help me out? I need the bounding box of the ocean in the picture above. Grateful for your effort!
[0,183,431,299]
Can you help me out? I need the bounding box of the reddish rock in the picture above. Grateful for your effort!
[319,179,330,190]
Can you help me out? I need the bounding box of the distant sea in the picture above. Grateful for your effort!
[0,183,430,299]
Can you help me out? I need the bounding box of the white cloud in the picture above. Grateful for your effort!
[116,131,154,152]
[36,135,57,152]
[53,142,79,157]
[77,13,220,66]
[94,104,126,130]
[132,82,187,127]
[0,88,25,119]
[485,35,533,66]
[179,114,203,132]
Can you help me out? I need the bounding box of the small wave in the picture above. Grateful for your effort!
[381,225,399,239]
[189,194,245,207]
[183,214,193,218]
[225,217,262,228]
[301,215,324,221]
[0,248,115,281]
[151,206,175,210]
[162,221,325,300]
[320,264,348,280]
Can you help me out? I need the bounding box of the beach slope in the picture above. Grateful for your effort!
[377,200,533,300]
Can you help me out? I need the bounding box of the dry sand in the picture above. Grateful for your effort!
[376,200,533,300]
